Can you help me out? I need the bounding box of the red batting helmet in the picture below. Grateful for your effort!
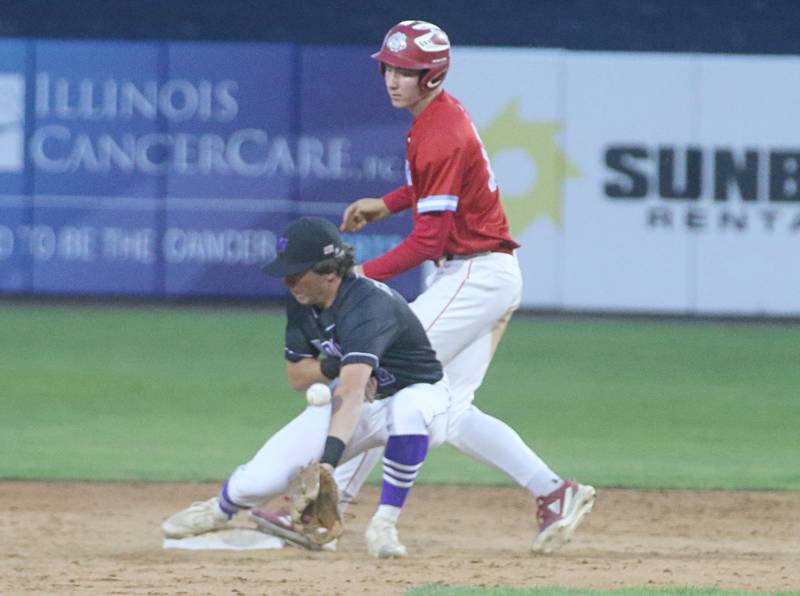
[371,20,451,91]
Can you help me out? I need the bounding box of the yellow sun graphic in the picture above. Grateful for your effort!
[479,98,579,235]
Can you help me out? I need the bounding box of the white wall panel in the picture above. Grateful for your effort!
[694,55,800,315]
[448,48,565,307]
[561,53,697,312]
[437,49,800,316]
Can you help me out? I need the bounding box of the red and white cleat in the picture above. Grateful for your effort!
[531,480,596,554]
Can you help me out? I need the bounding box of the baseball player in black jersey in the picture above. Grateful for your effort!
[162,217,451,558]
[282,252,443,399]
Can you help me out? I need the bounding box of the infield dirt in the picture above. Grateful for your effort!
[2,482,798,595]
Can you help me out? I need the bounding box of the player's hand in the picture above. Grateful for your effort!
[364,377,378,403]
[341,198,391,232]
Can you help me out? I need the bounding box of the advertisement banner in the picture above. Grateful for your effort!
[0,40,419,300]
[32,40,163,198]
[298,45,416,298]
[163,206,285,297]
[562,52,697,313]
[560,51,800,315]
[163,42,295,297]
[3,39,799,315]
[31,41,163,294]
[447,48,566,308]
[29,199,162,295]
[693,55,800,315]
[165,42,295,201]
[0,40,30,292]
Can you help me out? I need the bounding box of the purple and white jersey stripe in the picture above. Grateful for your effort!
[285,347,314,361]
[341,351,379,367]
[285,276,443,396]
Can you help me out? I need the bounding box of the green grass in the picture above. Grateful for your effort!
[1,304,798,489]
[406,588,799,596]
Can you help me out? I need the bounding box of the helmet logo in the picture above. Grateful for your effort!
[277,237,288,253]
[386,32,407,53]
[414,30,450,53]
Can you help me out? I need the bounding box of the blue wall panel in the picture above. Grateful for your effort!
[30,41,163,295]
[0,38,422,300]
[0,40,32,292]
[162,42,296,298]
[298,45,418,298]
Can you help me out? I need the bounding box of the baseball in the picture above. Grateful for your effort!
[306,383,332,406]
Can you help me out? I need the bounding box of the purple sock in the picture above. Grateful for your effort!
[379,434,429,508]
[218,479,244,519]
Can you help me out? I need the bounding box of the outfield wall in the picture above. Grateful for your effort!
[0,40,418,299]
[0,39,798,315]
[447,49,800,316]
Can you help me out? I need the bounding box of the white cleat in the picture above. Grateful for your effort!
[365,517,408,559]
[531,480,596,554]
[321,538,338,552]
[161,497,230,539]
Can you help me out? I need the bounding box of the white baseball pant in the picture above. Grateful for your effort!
[224,378,450,508]
[336,252,560,504]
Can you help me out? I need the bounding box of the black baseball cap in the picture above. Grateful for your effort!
[262,217,344,277]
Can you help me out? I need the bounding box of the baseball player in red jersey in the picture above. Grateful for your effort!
[336,20,596,553]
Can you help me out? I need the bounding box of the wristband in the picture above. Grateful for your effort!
[320,436,346,468]
[320,357,341,380]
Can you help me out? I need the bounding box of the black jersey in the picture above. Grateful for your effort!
[285,275,443,397]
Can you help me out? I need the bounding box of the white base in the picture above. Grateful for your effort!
[163,528,285,551]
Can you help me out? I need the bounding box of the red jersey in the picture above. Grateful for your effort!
[363,91,520,281]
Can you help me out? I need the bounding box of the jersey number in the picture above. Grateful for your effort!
[471,123,498,192]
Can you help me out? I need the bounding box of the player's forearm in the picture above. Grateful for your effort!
[372,199,393,222]
[362,240,430,280]
[383,186,414,213]
[327,363,372,445]
[362,212,452,280]
[328,390,363,445]
[286,359,330,391]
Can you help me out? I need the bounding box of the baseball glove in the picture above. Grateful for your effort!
[286,463,343,545]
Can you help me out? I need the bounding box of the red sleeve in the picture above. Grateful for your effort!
[414,137,463,210]
[383,186,413,213]
[362,212,454,281]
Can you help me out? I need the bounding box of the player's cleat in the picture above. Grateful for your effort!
[531,480,596,554]
[161,497,230,539]
[365,516,407,559]
[321,538,338,552]
[250,509,337,552]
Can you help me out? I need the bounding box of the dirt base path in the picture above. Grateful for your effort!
[2,482,798,595]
